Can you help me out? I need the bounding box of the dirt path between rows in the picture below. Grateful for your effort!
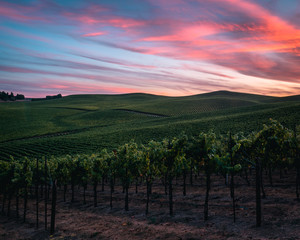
[1,172,299,239]
[0,128,92,144]
[114,109,169,118]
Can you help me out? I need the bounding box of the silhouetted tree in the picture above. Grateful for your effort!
[0,91,25,101]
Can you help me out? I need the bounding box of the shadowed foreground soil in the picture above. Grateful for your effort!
[1,171,299,239]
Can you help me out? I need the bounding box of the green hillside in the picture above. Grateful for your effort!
[0,91,299,160]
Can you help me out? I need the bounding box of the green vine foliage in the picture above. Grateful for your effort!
[0,119,299,215]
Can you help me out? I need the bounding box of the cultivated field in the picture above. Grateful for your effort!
[0,91,299,240]
[1,91,299,160]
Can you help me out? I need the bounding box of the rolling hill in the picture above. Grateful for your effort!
[0,90,299,160]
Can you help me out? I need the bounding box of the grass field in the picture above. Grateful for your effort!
[0,90,299,160]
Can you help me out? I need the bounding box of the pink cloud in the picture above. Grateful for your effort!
[126,0,300,83]
[76,53,156,69]
[64,10,146,29]
[142,20,231,43]
[0,2,47,22]
[105,17,146,28]
[183,65,235,79]
[0,66,46,74]
[34,78,146,96]
[0,78,142,97]
[82,32,106,37]
[1,0,300,96]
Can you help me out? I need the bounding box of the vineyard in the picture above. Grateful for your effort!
[1,119,300,239]
[1,91,300,162]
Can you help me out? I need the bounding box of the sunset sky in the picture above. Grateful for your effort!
[1,0,300,97]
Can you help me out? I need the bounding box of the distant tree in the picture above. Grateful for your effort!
[16,94,25,100]
[46,94,62,100]
[0,91,25,101]
[0,91,8,101]
[9,92,15,101]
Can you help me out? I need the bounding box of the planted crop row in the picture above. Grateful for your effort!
[0,119,299,234]
[0,139,101,161]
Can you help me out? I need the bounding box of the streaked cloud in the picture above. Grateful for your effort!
[82,32,106,37]
[0,0,299,97]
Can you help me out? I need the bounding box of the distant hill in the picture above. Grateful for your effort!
[0,90,299,160]
[188,90,276,101]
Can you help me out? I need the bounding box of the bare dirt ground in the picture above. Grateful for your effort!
[1,171,299,240]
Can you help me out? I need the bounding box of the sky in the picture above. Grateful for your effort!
[0,0,300,98]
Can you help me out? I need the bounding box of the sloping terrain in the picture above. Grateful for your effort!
[0,91,299,160]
